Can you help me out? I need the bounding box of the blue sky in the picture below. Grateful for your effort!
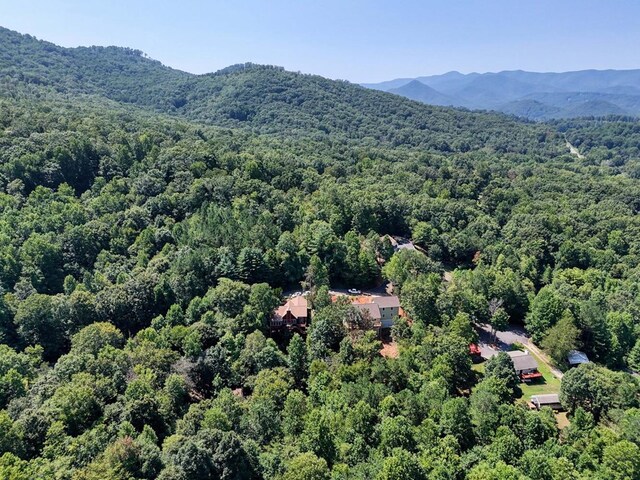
[3,0,640,82]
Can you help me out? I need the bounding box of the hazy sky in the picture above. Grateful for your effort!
[3,0,640,82]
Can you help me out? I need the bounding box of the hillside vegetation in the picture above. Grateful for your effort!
[1,27,640,480]
[0,27,556,151]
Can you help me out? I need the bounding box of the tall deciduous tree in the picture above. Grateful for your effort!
[526,286,564,343]
[542,309,579,367]
[287,333,308,387]
[401,273,441,327]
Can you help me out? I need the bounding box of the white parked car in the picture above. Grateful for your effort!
[347,288,362,295]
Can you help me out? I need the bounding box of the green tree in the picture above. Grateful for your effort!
[303,255,329,291]
[307,304,346,359]
[578,299,612,364]
[470,378,502,444]
[71,322,124,356]
[282,390,307,438]
[377,448,425,480]
[379,415,415,454]
[601,440,640,480]
[287,333,308,387]
[628,339,640,372]
[401,273,441,326]
[468,461,526,480]
[383,250,442,292]
[47,372,101,435]
[439,398,473,450]
[302,408,336,466]
[233,331,286,386]
[484,353,521,401]
[488,304,509,344]
[19,232,64,294]
[541,309,579,368]
[560,363,640,419]
[526,286,564,343]
[0,411,23,455]
[242,282,281,333]
[447,312,478,345]
[279,452,329,480]
[619,408,640,445]
[14,293,67,360]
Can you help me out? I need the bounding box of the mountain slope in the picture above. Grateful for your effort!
[498,99,562,120]
[0,27,192,109]
[453,74,559,108]
[4,25,640,480]
[388,80,457,107]
[0,26,559,154]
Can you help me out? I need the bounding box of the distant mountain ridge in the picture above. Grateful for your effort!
[363,69,640,119]
[0,26,558,155]
[388,80,457,107]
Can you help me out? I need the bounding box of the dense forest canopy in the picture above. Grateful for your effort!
[1,26,640,479]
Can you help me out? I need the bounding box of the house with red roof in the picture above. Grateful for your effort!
[270,295,309,333]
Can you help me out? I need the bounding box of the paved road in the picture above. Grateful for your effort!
[477,323,528,358]
[283,280,393,299]
[477,323,564,379]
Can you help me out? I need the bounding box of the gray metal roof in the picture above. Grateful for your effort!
[567,350,589,365]
[531,394,560,406]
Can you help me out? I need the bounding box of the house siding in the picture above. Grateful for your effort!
[379,306,399,328]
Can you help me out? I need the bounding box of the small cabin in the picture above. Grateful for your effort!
[530,394,563,411]
[385,235,416,252]
[507,350,542,381]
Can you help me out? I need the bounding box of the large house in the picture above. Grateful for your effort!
[271,293,403,335]
[507,350,542,381]
[347,295,401,331]
[372,296,401,328]
[352,302,382,330]
[271,295,309,332]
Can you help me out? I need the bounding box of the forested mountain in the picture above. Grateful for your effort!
[2,26,640,480]
[364,69,640,119]
[0,27,549,151]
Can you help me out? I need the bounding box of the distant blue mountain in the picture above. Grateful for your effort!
[363,69,640,119]
[388,80,457,107]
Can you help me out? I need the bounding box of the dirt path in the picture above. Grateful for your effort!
[526,341,564,379]
[380,340,399,358]
[565,139,585,159]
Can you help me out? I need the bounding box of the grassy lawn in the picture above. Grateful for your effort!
[518,349,562,398]
[471,362,485,374]
[471,349,562,399]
